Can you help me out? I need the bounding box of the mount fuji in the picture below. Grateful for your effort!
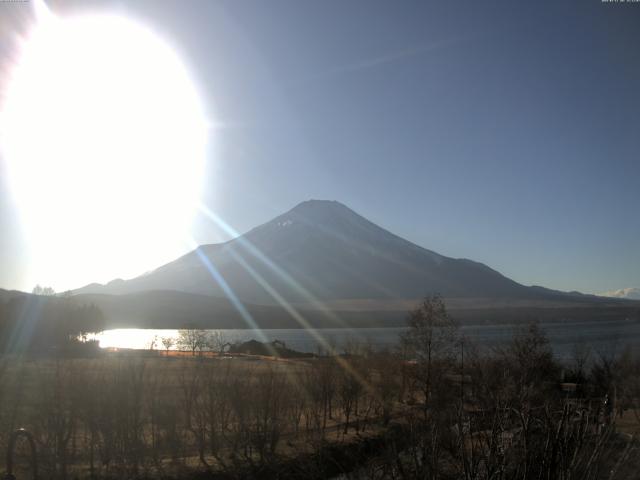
[75,200,584,305]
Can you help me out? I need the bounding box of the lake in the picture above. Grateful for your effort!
[92,318,640,359]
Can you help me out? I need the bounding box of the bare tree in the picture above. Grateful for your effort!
[161,336,174,356]
[32,284,56,296]
[177,329,207,356]
[401,294,459,415]
[205,331,228,355]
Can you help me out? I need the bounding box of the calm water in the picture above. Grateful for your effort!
[92,319,640,359]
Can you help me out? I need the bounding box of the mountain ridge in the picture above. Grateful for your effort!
[73,199,584,304]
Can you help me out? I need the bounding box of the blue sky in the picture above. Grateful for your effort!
[1,0,639,294]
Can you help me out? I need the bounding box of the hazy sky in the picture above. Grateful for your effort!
[1,0,639,294]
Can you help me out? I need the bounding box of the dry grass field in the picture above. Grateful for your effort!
[2,301,640,479]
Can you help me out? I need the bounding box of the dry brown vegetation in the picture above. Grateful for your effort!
[2,296,640,479]
[0,349,407,479]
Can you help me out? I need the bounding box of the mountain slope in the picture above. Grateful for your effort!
[72,290,355,329]
[74,200,577,304]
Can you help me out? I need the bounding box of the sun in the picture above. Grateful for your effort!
[1,6,208,291]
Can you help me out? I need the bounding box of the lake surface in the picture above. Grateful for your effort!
[92,319,640,359]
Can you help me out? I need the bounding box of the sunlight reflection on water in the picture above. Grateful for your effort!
[89,320,640,358]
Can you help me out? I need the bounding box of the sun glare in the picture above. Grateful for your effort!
[1,6,208,290]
